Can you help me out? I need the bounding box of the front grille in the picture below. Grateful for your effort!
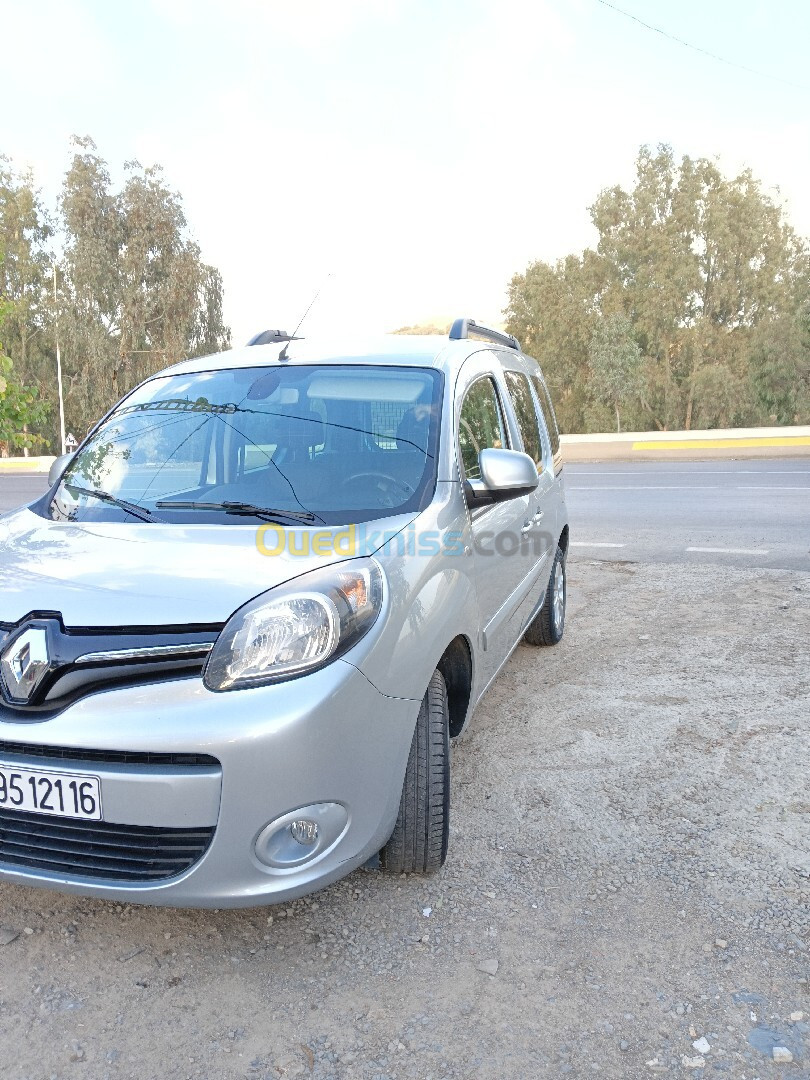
[0,741,219,768]
[0,808,215,882]
[0,617,222,713]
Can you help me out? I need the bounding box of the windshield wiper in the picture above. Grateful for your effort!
[64,485,158,524]
[155,500,320,524]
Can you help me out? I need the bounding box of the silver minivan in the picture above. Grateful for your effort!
[0,320,568,907]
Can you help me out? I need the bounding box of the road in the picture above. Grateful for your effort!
[565,458,809,571]
[3,459,808,571]
[0,473,48,513]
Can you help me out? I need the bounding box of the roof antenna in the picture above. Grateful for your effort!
[278,274,332,362]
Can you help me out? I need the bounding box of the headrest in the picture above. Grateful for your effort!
[274,410,325,449]
[396,407,429,452]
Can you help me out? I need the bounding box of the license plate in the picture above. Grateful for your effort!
[0,763,103,821]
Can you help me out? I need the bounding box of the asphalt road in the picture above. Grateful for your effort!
[564,458,809,572]
[0,473,49,513]
[1,459,808,570]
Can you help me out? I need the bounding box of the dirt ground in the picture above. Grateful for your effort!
[0,557,808,1080]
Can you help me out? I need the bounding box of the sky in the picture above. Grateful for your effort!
[3,0,810,345]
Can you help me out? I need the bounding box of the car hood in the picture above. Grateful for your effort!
[0,508,415,628]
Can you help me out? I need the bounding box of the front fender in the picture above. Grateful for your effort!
[357,488,481,706]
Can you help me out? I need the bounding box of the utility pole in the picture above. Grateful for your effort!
[53,265,67,455]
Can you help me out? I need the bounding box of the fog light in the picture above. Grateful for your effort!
[290,819,319,846]
[254,802,349,870]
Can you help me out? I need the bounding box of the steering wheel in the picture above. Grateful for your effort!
[340,471,413,507]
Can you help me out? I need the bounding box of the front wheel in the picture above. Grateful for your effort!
[524,544,566,646]
[381,669,450,874]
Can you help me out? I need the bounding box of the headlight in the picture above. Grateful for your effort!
[203,558,383,691]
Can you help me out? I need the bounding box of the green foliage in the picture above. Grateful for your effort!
[588,313,642,432]
[505,145,810,433]
[748,307,810,424]
[0,353,49,451]
[57,137,231,435]
[0,244,48,450]
[506,253,602,433]
[0,138,231,451]
[0,158,54,411]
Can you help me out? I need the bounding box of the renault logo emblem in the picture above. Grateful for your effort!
[0,626,52,704]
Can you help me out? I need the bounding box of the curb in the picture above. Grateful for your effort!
[560,427,810,462]
[0,457,56,474]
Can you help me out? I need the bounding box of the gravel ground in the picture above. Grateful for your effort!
[0,557,808,1079]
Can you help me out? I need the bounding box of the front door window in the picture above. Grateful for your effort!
[458,376,507,481]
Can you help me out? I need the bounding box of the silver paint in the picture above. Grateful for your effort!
[0,334,568,906]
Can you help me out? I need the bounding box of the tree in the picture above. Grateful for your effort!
[0,354,49,452]
[0,138,230,450]
[505,145,810,433]
[748,305,810,424]
[57,137,231,435]
[0,292,11,396]
[0,284,48,452]
[506,252,604,433]
[591,146,807,430]
[0,158,54,396]
[588,313,643,432]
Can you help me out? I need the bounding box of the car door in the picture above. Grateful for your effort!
[455,352,538,687]
[499,359,557,628]
[500,360,555,560]
[527,365,566,562]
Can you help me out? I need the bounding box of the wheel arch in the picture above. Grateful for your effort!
[436,634,474,738]
[558,523,569,555]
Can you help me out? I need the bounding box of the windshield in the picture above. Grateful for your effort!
[47,364,443,526]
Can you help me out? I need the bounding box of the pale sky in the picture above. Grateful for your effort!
[3,0,809,345]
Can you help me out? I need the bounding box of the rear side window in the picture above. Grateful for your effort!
[530,374,560,455]
[503,370,544,467]
[458,377,507,480]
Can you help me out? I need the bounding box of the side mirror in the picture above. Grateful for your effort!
[465,447,539,507]
[48,453,75,487]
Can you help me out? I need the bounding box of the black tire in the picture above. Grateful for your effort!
[524,544,566,646]
[381,669,450,874]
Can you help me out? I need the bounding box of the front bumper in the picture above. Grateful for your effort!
[0,659,420,906]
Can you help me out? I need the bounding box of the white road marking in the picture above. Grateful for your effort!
[570,482,807,490]
[571,541,626,548]
[686,546,770,556]
[570,469,809,474]
[571,485,718,490]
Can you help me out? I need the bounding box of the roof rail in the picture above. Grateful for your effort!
[247,330,301,346]
[449,318,520,352]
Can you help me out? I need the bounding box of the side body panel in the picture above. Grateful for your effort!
[354,481,480,706]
